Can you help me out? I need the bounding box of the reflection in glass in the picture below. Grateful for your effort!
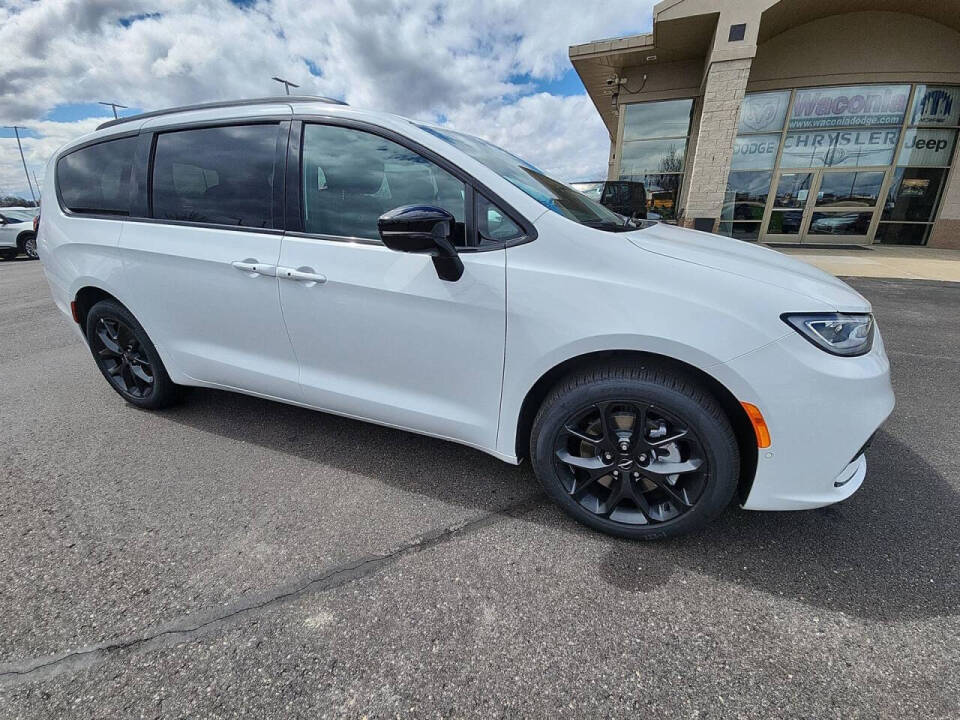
[816,171,884,207]
[717,221,761,241]
[808,212,872,235]
[622,99,694,141]
[620,139,687,176]
[767,210,803,234]
[874,222,929,245]
[882,167,947,222]
[773,173,811,208]
[722,171,772,220]
[620,173,682,221]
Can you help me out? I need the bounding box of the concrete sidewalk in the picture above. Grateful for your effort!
[773,244,960,282]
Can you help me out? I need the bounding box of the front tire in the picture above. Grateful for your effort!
[86,300,181,409]
[530,362,739,540]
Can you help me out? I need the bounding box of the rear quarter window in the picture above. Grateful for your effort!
[57,136,137,215]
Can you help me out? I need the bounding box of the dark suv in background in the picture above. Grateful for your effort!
[570,180,647,220]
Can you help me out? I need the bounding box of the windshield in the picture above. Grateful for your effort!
[418,125,628,229]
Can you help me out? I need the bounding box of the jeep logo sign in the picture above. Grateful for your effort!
[898,128,958,167]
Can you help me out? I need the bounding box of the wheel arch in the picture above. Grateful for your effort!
[512,349,759,503]
[74,285,121,330]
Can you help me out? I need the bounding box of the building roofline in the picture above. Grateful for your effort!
[96,96,347,131]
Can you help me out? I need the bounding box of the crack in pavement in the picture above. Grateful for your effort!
[0,493,544,689]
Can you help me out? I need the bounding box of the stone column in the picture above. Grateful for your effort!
[680,57,753,230]
[927,143,960,249]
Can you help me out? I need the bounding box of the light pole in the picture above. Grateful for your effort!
[271,76,300,95]
[3,126,36,204]
[98,101,128,119]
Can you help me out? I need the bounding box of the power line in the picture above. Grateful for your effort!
[3,126,36,203]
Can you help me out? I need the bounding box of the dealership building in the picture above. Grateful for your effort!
[570,0,960,248]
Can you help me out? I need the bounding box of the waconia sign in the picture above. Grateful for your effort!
[789,85,910,130]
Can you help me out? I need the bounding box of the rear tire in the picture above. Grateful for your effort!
[20,234,37,260]
[530,362,739,540]
[0,249,17,261]
[85,299,181,409]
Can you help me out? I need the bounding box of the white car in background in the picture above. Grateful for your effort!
[37,97,894,539]
[0,208,39,260]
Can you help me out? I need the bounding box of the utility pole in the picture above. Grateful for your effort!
[271,76,299,95]
[98,101,128,119]
[3,126,36,204]
[32,170,41,201]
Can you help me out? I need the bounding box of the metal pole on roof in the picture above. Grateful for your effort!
[271,76,300,96]
[98,101,128,119]
[3,126,36,203]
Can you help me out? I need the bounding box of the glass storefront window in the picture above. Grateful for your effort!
[620,138,687,176]
[717,221,761,241]
[882,167,948,222]
[773,173,812,208]
[619,173,683,221]
[897,128,957,167]
[910,85,960,127]
[738,91,790,134]
[768,210,803,234]
[789,85,910,129]
[808,212,872,235]
[816,171,884,207]
[730,134,780,170]
[722,171,772,220]
[780,129,900,169]
[874,222,930,245]
[622,99,694,141]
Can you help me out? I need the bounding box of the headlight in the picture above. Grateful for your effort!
[781,313,875,356]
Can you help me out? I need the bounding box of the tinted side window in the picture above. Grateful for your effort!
[57,136,137,215]
[477,195,524,246]
[302,124,466,244]
[152,124,279,228]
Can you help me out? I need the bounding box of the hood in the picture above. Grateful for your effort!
[627,223,870,311]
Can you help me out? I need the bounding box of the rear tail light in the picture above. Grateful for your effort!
[33,214,39,232]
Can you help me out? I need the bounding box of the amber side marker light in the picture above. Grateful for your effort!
[741,402,771,448]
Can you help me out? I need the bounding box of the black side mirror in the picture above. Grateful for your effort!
[378,205,464,282]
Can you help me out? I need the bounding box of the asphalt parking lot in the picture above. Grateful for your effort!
[1,258,958,718]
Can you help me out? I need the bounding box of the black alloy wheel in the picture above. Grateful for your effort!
[554,400,709,525]
[91,317,155,399]
[531,363,739,540]
[85,299,181,409]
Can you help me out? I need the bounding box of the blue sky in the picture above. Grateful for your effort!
[0,0,651,199]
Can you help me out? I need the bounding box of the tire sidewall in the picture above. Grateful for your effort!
[532,376,739,540]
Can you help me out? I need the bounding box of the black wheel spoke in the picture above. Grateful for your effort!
[91,316,154,400]
[553,398,709,527]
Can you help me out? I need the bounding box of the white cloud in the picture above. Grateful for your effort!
[0,0,653,198]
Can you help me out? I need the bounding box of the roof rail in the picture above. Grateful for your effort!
[96,96,348,131]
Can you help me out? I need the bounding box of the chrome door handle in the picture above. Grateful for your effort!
[278,266,327,285]
[231,260,276,276]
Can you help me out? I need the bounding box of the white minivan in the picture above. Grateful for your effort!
[38,97,894,539]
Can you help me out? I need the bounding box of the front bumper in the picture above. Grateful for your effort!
[712,326,894,511]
